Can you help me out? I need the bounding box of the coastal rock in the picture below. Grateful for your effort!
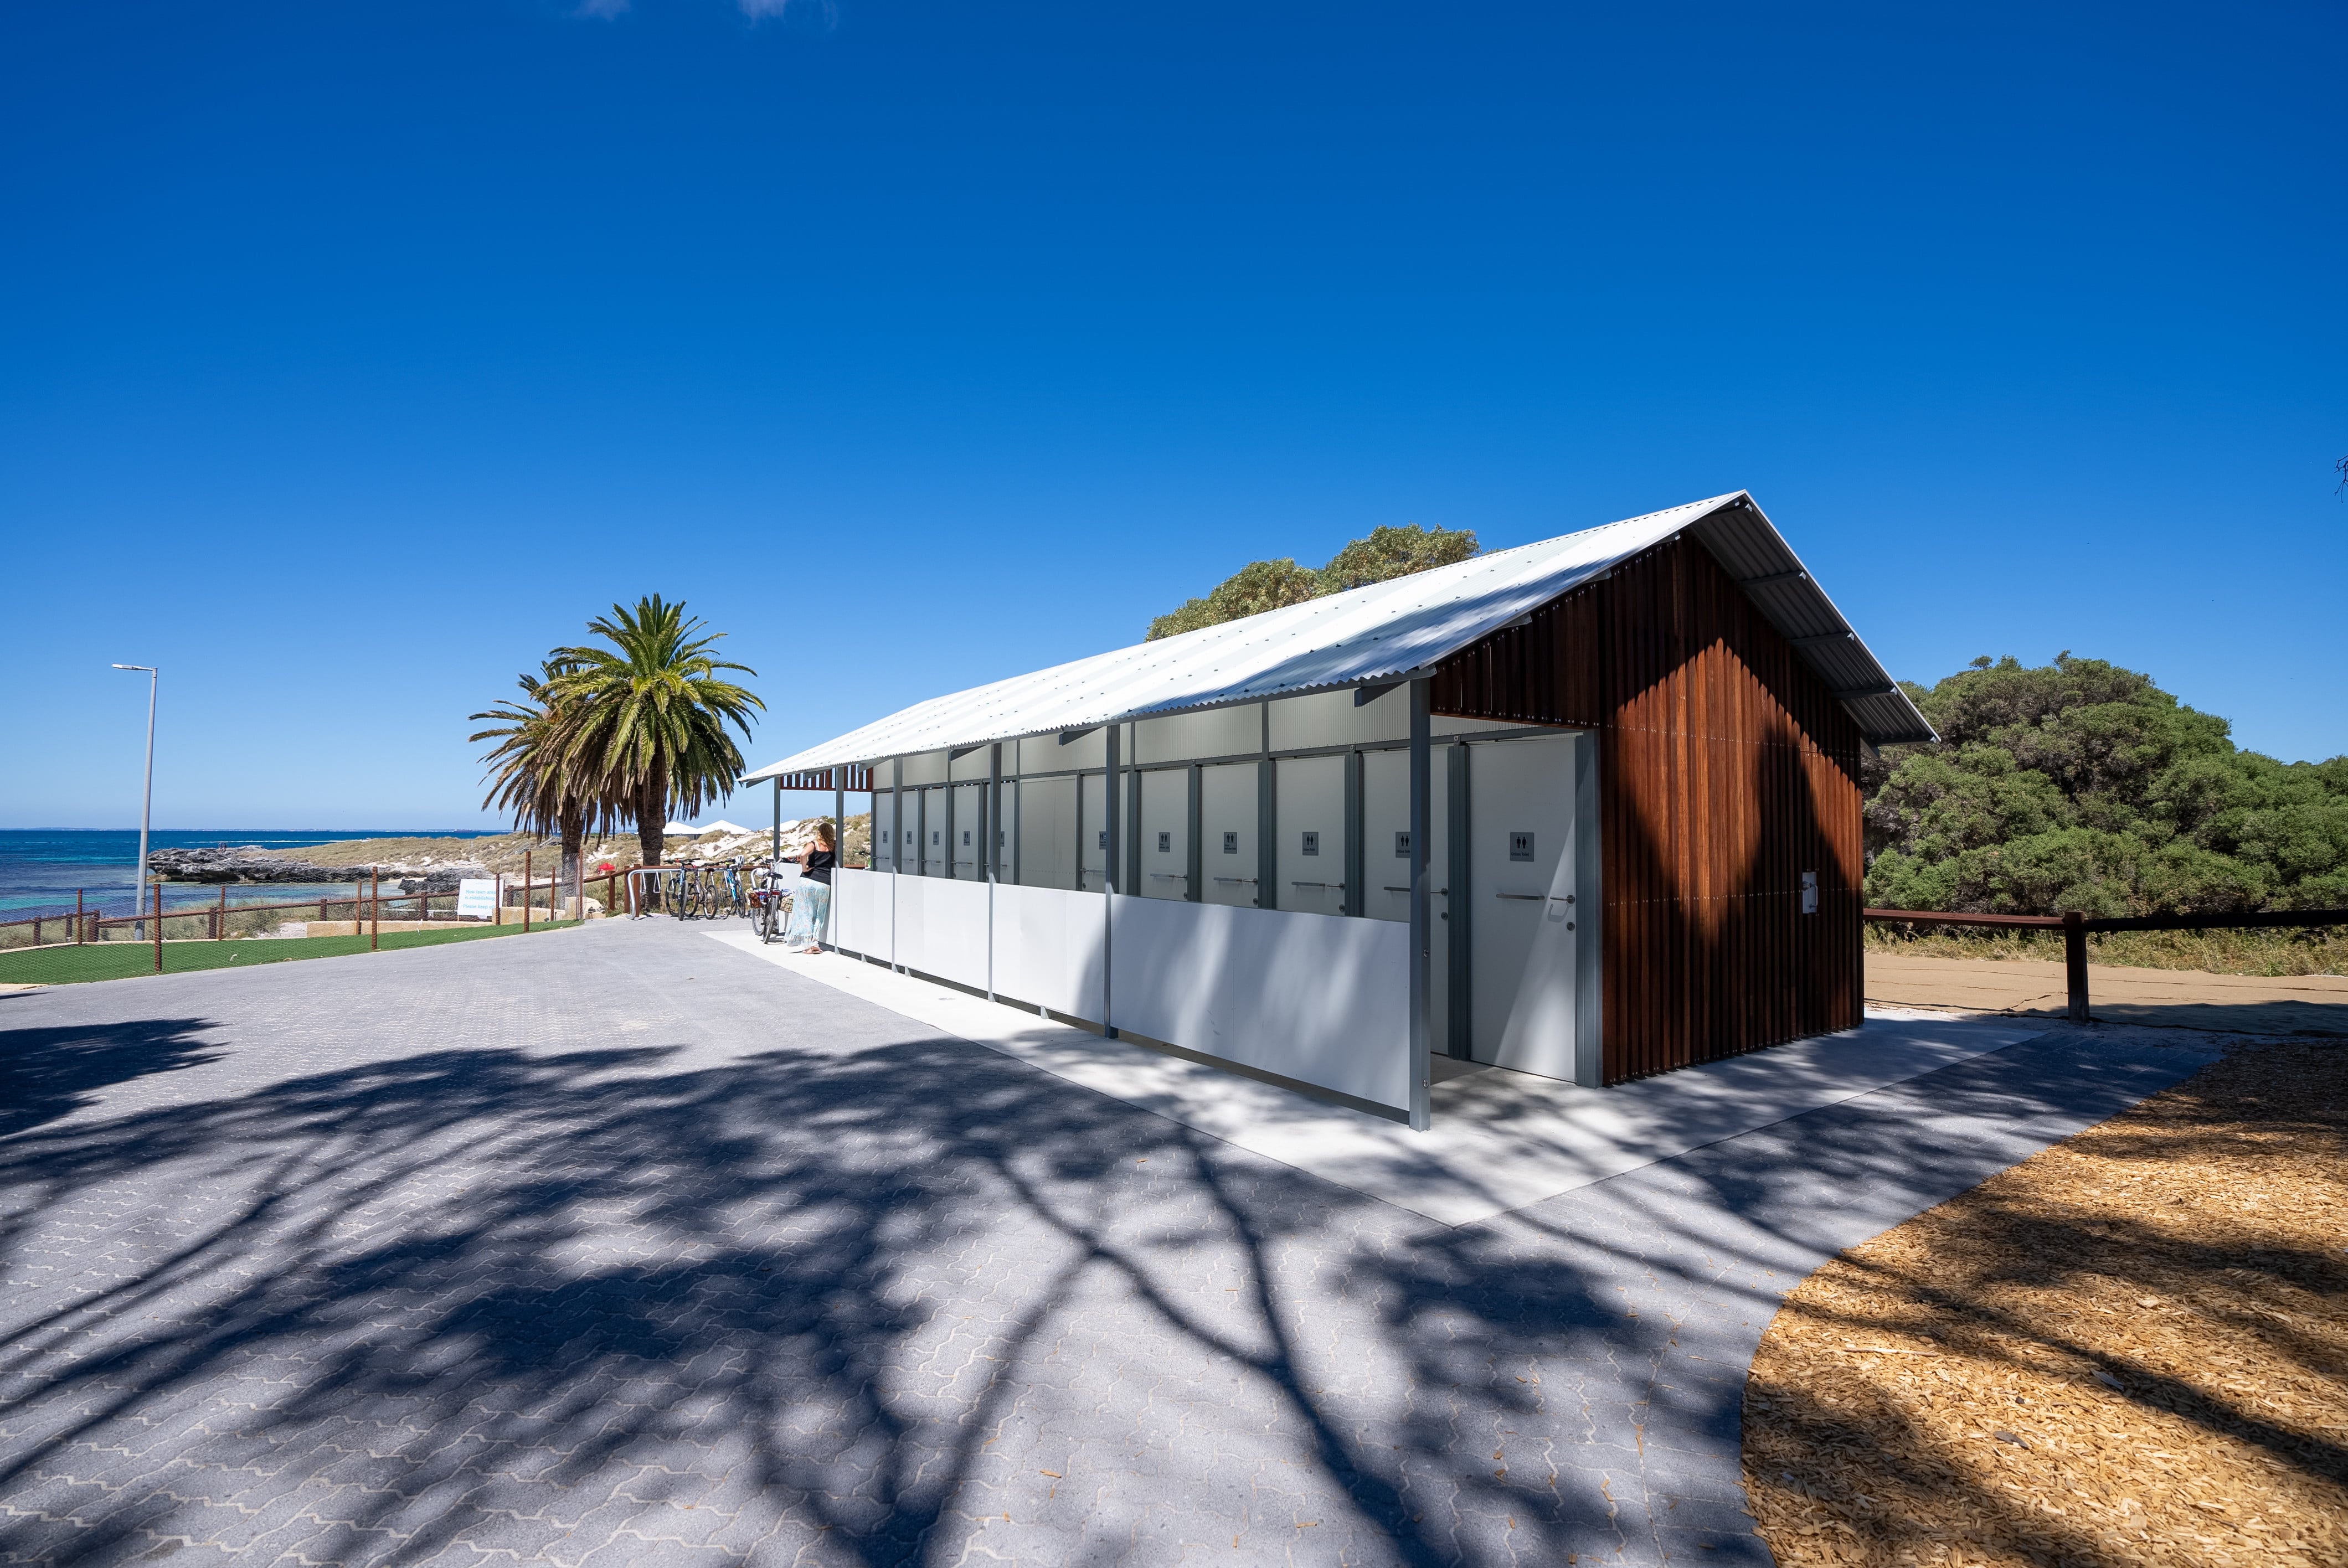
[396,866,487,894]
[146,847,361,884]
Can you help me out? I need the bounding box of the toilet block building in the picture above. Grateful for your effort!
[747,492,1934,1129]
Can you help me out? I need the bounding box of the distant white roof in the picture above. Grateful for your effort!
[694,820,753,836]
[746,492,1932,780]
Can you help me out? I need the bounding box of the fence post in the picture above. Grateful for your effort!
[77,890,85,946]
[153,881,164,973]
[370,868,380,951]
[216,884,226,942]
[523,850,532,932]
[2063,911,2089,1023]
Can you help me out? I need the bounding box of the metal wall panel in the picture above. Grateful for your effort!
[1266,688,1409,751]
[1133,704,1261,765]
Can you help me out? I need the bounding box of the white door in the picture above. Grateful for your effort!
[1199,762,1258,907]
[872,793,899,872]
[1139,769,1189,900]
[1469,735,1580,1079]
[1016,776,1077,890]
[1362,745,1451,1055]
[951,783,985,879]
[921,786,948,877]
[1275,755,1346,916]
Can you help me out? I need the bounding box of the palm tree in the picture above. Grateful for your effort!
[469,661,611,895]
[549,595,764,869]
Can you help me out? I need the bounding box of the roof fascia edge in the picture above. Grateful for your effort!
[1682,496,1939,746]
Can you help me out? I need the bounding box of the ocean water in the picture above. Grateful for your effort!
[0,830,502,921]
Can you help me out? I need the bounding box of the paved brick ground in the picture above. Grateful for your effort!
[0,919,2220,1567]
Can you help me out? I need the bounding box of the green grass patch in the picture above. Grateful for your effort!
[0,921,582,987]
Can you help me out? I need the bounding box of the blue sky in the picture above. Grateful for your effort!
[4,1,2342,829]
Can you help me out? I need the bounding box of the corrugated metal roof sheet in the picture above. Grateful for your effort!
[746,491,1933,781]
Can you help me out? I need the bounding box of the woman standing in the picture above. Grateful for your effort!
[781,820,837,953]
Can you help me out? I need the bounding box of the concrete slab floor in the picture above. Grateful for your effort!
[710,930,2047,1227]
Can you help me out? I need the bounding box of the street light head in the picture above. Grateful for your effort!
[112,663,157,673]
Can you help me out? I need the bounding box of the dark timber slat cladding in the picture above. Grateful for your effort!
[1430,534,1864,1082]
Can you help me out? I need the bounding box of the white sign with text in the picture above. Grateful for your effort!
[456,878,498,920]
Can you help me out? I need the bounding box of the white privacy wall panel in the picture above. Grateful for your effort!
[833,870,893,961]
[894,876,991,990]
[991,884,1106,1021]
[1109,896,1412,1113]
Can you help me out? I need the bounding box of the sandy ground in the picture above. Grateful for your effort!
[1866,953,2348,1035]
[1742,1034,2347,1566]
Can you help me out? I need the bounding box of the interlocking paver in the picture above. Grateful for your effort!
[1,918,2222,1564]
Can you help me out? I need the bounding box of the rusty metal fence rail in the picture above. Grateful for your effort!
[1865,906,2348,1022]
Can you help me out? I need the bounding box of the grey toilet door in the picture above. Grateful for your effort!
[1469,735,1580,1079]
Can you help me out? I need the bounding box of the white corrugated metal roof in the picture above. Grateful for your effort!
[746,492,1931,780]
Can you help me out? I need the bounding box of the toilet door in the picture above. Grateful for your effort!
[1198,762,1259,907]
[1469,735,1580,1079]
[1139,769,1190,900]
[950,783,985,879]
[921,787,948,876]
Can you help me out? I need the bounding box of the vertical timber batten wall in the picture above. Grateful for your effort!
[1429,533,1865,1082]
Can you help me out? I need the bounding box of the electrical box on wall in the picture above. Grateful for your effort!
[1800,871,1818,915]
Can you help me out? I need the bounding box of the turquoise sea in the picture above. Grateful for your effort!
[0,830,502,922]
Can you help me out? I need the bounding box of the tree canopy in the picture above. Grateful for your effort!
[1864,654,2348,916]
[1147,523,1480,640]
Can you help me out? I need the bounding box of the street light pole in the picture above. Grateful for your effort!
[113,663,158,938]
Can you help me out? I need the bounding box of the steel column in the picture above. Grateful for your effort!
[1407,679,1432,1131]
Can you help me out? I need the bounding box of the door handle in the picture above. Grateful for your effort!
[1290,880,1345,890]
[1212,876,1257,885]
[1497,892,1574,903]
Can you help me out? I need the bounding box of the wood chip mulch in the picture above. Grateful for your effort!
[1742,1036,2348,1566]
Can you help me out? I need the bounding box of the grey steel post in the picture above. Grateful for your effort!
[1185,762,1202,902]
[832,773,845,948]
[1103,721,1120,1038]
[1342,748,1363,917]
[1407,678,1432,1131]
[986,742,1001,1000]
[892,758,904,970]
[1448,740,1474,1059]
[1257,702,1276,910]
[112,663,157,938]
[772,777,782,864]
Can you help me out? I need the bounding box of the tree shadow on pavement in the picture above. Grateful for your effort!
[0,1017,2222,1567]
[0,1014,223,1137]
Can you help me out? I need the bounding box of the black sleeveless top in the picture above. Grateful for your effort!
[801,848,837,885]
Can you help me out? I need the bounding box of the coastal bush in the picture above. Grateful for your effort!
[1146,523,1480,640]
[1865,654,2348,917]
